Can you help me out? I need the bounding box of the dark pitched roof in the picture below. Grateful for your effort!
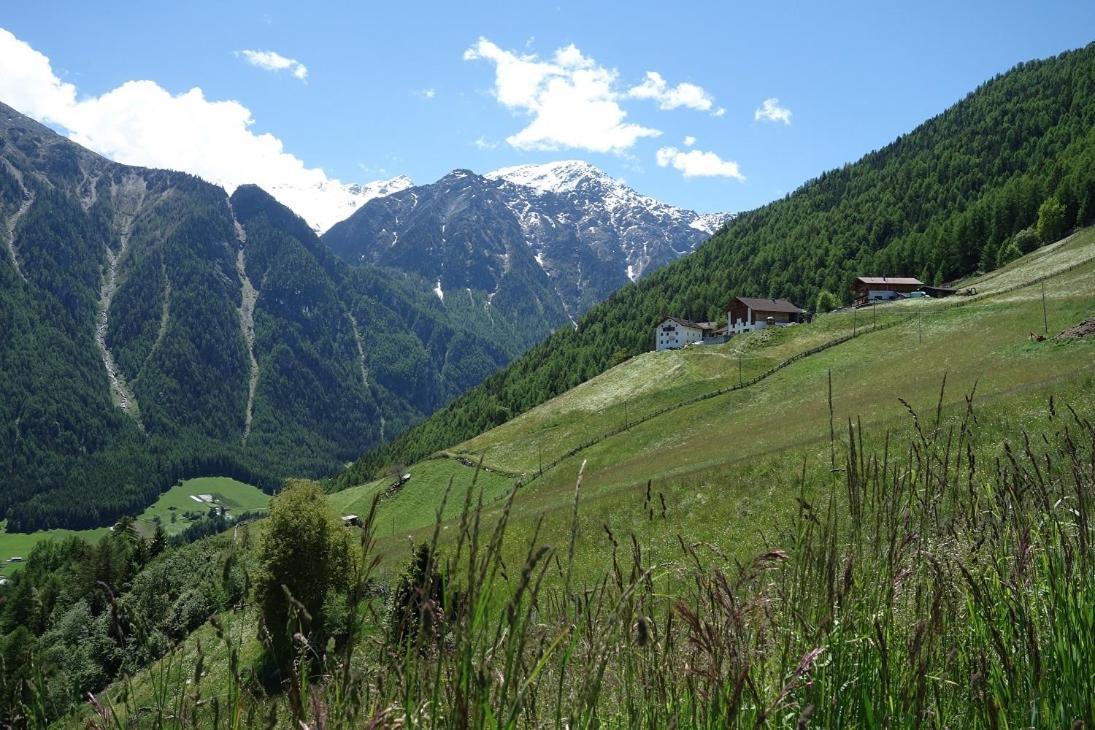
[659,316,711,330]
[853,276,924,286]
[730,297,804,314]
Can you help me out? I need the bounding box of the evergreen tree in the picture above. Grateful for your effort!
[255,480,349,678]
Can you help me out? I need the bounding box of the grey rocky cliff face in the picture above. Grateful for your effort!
[323,161,732,323]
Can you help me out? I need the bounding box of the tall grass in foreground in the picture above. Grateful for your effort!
[88,389,1093,728]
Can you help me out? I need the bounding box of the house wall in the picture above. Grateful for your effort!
[727,302,750,325]
[853,282,921,303]
[727,309,797,334]
[655,321,704,351]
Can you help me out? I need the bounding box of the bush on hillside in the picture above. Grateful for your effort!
[995,240,1023,268]
[1037,197,1068,243]
[815,289,840,313]
[386,544,446,648]
[1012,226,1040,253]
[256,480,350,677]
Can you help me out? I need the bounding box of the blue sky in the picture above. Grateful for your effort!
[1,1,1092,225]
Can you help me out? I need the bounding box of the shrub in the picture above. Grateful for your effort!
[1036,197,1068,243]
[255,480,349,676]
[1012,226,1040,253]
[815,289,839,313]
[995,241,1023,268]
[386,544,445,648]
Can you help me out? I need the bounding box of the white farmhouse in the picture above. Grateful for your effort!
[655,316,711,351]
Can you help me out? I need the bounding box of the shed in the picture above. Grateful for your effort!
[918,285,957,298]
[851,277,924,305]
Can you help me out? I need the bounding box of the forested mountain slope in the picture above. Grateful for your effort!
[324,169,572,349]
[337,42,1095,486]
[0,105,526,531]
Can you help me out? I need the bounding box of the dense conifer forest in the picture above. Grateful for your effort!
[0,110,534,531]
[337,43,1095,487]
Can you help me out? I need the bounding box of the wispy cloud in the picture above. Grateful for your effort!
[474,136,497,150]
[683,135,696,147]
[755,97,792,125]
[236,49,308,81]
[464,37,660,154]
[656,145,744,180]
[414,88,436,99]
[627,71,722,116]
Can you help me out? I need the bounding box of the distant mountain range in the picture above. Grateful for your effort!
[0,102,537,530]
[323,160,731,322]
[0,102,728,531]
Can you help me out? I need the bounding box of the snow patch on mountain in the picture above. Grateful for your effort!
[487,160,615,194]
[268,175,413,234]
[486,160,733,283]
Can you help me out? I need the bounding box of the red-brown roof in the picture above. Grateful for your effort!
[853,276,924,286]
[730,297,804,314]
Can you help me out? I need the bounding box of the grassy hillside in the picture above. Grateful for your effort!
[339,42,1095,485]
[9,229,1092,727]
[338,227,1095,574]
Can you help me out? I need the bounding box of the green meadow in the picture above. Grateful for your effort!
[0,476,267,575]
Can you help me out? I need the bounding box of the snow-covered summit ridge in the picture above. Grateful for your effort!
[486,160,618,194]
[485,160,733,281]
[487,160,729,225]
[268,174,414,234]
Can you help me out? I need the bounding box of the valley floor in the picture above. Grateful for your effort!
[0,477,267,576]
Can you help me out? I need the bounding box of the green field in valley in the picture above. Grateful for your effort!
[140,476,270,535]
[0,476,268,576]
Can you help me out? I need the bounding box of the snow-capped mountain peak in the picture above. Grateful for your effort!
[323,161,734,324]
[267,174,414,234]
[485,160,733,284]
[486,160,616,195]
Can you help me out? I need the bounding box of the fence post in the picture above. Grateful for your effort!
[1042,282,1048,335]
[828,368,836,470]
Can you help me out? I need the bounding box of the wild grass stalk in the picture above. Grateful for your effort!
[74,383,1093,728]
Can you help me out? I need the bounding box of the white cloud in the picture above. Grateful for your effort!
[464,37,660,154]
[655,146,744,180]
[683,135,696,147]
[627,71,721,115]
[755,97,791,125]
[236,49,308,80]
[415,88,436,99]
[474,136,497,150]
[0,28,366,232]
